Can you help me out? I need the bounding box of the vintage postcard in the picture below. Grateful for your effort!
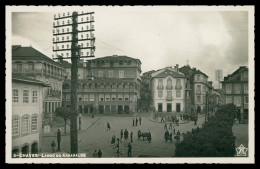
[5,6,255,164]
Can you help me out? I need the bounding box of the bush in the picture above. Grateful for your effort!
[175,104,236,157]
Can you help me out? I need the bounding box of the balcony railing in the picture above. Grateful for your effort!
[12,68,64,79]
[157,86,164,90]
[166,96,172,101]
[63,88,138,93]
[49,89,61,97]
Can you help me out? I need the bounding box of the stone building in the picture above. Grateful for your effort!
[221,66,248,123]
[62,55,142,115]
[12,45,64,120]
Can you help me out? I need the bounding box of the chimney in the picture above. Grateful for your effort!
[176,64,179,73]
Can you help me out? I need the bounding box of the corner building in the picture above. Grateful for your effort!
[62,55,142,115]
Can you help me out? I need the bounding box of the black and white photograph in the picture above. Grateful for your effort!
[5,6,255,164]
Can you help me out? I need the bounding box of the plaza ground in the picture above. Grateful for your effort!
[41,113,206,157]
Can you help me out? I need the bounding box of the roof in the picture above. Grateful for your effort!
[12,45,61,66]
[222,66,248,82]
[179,65,209,78]
[192,69,208,78]
[63,77,139,85]
[12,74,50,87]
[151,68,186,79]
[88,55,142,64]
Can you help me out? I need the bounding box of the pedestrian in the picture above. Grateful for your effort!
[161,117,163,123]
[148,132,151,143]
[135,118,138,126]
[169,132,173,143]
[130,131,133,143]
[97,149,102,158]
[127,143,132,157]
[164,122,167,129]
[138,130,141,139]
[133,118,135,126]
[177,130,180,137]
[139,116,142,125]
[111,135,116,144]
[120,129,123,139]
[107,122,111,131]
[124,129,127,139]
[93,150,98,157]
[57,128,61,151]
[169,122,172,129]
[126,129,129,139]
[51,140,56,153]
[173,128,176,134]
[164,130,169,142]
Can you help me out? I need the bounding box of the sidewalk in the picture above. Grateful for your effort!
[42,115,101,137]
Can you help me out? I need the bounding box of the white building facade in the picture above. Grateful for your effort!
[151,66,187,113]
[12,75,49,157]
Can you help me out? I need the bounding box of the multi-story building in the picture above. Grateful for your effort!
[62,55,142,115]
[221,66,248,123]
[179,64,212,114]
[150,65,187,113]
[12,45,64,120]
[12,74,49,156]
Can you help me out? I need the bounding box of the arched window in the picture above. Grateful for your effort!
[21,115,29,135]
[12,116,19,136]
[167,78,172,90]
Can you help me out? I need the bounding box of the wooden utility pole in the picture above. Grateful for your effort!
[53,11,95,154]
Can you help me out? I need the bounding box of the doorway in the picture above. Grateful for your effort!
[158,103,162,112]
[176,103,181,113]
[167,103,172,112]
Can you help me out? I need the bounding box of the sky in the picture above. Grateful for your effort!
[11,6,250,88]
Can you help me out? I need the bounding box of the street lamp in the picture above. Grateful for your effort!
[79,113,82,131]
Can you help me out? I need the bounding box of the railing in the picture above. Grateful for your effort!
[12,68,63,79]
[157,86,164,90]
[63,88,138,93]
[166,96,172,101]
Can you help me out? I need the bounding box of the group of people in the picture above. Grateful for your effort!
[93,149,103,158]
[164,129,181,142]
[133,117,142,126]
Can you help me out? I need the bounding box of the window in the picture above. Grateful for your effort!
[234,96,241,106]
[66,94,71,101]
[28,62,34,71]
[31,116,38,132]
[158,79,163,89]
[197,75,200,81]
[167,78,172,90]
[23,90,29,103]
[84,94,88,101]
[109,70,114,77]
[12,117,19,136]
[226,96,232,104]
[197,95,201,103]
[13,89,18,103]
[119,70,124,78]
[158,91,163,98]
[99,70,104,77]
[127,61,131,65]
[89,94,95,101]
[62,37,64,41]
[111,94,116,101]
[62,29,64,33]
[203,85,206,92]
[21,116,29,134]
[167,91,172,97]
[105,94,110,101]
[118,94,123,101]
[124,94,129,101]
[243,71,248,81]
[244,84,248,94]
[32,91,37,103]
[99,94,104,101]
[119,61,123,65]
[203,95,206,104]
[235,84,241,94]
[244,96,248,104]
[196,85,201,93]
[67,28,69,32]
[78,94,83,101]
[226,84,232,94]
[176,91,181,97]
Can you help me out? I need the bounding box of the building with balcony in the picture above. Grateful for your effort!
[12,45,64,120]
[221,66,248,123]
[12,74,49,156]
[179,64,212,114]
[150,65,187,113]
[62,55,142,115]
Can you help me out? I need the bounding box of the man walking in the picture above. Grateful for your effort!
[169,132,173,143]
[97,149,102,158]
[135,118,138,126]
[107,122,111,131]
[57,128,61,151]
[120,129,123,139]
[139,116,142,125]
[148,132,151,143]
[130,131,133,143]
[127,143,132,157]
[164,130,169,142]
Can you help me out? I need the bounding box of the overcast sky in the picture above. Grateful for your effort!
[11,6,250,88]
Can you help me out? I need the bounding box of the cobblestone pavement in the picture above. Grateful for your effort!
[41,113,206,157]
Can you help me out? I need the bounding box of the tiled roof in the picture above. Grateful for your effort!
[12,45,61,66]
[152,69,186,78]
[63,77,138,85]
[88,55,141,64]
[223,66,248,82]
[12,74,50,87]
[179,65,209,78]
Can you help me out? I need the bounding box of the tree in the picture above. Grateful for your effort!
[55,107,71,134]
